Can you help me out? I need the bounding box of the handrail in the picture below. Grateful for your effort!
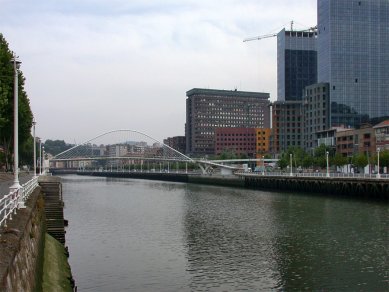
[236,171,389,179]
[0,176,39,230]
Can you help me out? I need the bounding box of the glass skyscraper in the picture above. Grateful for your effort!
[277,29,317,101]
[317,0,389,127]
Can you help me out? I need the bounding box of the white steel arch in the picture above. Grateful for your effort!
[52,129,194,162]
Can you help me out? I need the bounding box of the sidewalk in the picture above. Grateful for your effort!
[0,172,34,199]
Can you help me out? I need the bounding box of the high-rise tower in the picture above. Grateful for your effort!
[277,28,317,101]
[317,0,389,127]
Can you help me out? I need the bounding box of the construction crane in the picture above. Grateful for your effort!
[243,21,294,43]
[243,33,278,42]
[243,21,317,42]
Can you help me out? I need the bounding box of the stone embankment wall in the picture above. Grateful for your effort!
[0,187,46,292]
[244,175,389,200]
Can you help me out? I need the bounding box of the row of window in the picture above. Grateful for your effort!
[216,133,255,136]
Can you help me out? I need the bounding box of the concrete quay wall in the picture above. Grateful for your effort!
[76,171,388,201]
[243,175,389,201]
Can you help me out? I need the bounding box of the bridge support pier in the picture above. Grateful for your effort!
[198,163,212,175]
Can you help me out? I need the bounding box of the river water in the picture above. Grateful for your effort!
[61,175,388,291]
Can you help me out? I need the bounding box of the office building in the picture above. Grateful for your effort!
[303,83,330,152]
[215,127,257,158]
[277,28,317,101]
[317,0,389,127]
[255,128,271,155]
[271,100,303,154]
[163,136,186,154]
[186,88,270,156]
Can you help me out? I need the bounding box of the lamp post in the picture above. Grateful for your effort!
[32,119,37,178]
[326,151,330,177]
[377,148,381,179]
[10,54,22,191]
[262,155,265,176]
[39,140,42,174]
[289,153,293,176]
[42,146,45,174]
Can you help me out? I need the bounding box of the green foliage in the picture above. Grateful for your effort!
[352,153,368,168]
[44,140,73,156]
[0,33,34,170]
[331,153,342,167]
[314,144,334,158]
[332,152,348,167]
[372,150,389,168]
[302,155,313,168]
[217,149,237,160]
[277,146,310,169]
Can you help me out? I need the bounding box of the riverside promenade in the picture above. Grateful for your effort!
[0,172,34,199]
[72,170,388,201]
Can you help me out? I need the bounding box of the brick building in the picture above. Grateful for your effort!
[186,88,270,156]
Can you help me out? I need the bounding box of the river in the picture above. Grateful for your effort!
[61,175,388,291]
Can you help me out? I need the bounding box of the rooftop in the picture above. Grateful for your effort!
[186,88,270,99]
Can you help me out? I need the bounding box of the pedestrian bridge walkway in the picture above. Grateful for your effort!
[51,129,273,175]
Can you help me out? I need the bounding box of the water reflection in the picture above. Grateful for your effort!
[183,185,281,290]
[61,175,388,291]
[270,197,388,291]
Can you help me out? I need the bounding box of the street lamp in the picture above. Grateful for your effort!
[326,151,330,177]
[262,155,265,176]
[9,54,22,191]
[32,119,37,178]
[42,146,45,174]
[39,140,42,174]
[377,148,381,179]
[289,153,293,176]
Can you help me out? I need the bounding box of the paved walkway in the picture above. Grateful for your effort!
[0,172,34,199]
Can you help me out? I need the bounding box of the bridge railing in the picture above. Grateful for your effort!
[236,171,389,179]
[0,176,39,230]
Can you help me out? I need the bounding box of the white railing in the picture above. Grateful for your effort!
[236,171,389,180]
[0,176,39,229]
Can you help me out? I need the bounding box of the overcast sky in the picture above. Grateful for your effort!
[0,0,316,143]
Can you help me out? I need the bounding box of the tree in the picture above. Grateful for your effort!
[332,152,348,168]
[44,139,73,156]
[372,150,389,169]
[352,153,368,169]
[379,150,389,168]
[302,155,313,169]
[0,34,33,170]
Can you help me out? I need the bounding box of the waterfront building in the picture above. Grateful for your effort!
[317,0,389,127]
[215,127,257,158]
[163,136,186,154]
[335,125,376,157]
[373,120,389,151]
[107,144,128,157]
[277,28,317,101]
[185,88,270,156]
[303,83,330,153]
[316,127,339,151]
[255,128,271,155]
[270,100,303,154]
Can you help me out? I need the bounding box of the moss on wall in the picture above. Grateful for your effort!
[42,233,73,292]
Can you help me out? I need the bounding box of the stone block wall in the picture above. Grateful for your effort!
[0,188,46,292]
